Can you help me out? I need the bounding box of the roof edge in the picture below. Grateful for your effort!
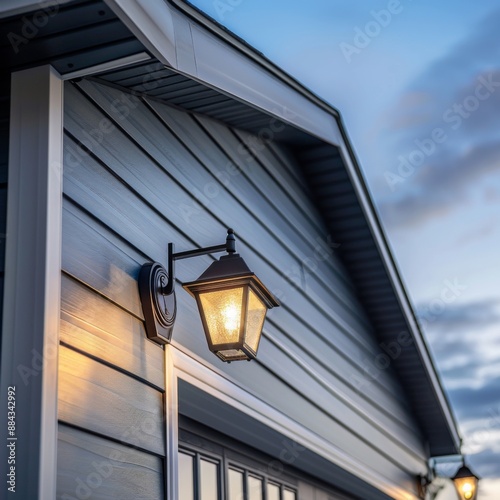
[335,116,461,455]
[168,0,341,118]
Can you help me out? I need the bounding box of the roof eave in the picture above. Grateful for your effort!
[103,0,344,146]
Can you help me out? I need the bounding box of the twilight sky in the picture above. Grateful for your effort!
[186,0,500,497]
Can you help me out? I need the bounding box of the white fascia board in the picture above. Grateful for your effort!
[187,22,342,145]
[171,343,419,500]
[0,65,63,499]
[104,0,178,68]
[104,0,343,146]
[336,125,461,452]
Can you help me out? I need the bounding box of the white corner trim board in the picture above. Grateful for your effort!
[165,345,179,500]
[0,65,64,500]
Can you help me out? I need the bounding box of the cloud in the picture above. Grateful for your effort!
[448,377,500,421]
[437,364,500,478]
[415,297,500,478]
[415,300,500,388]
[379,84,500,227]
[468,446,500,478]
[414,298,500,472]
[417,299,500,334]
[376,11,500,227]
[454,218,498,246]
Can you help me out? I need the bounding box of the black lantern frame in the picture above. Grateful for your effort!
[138,229,279,362]
[452,464,480,500]
[183,253,279,361]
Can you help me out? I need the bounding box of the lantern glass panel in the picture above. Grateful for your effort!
[454,477,477,500]
[199,287,244,346]
[246,288,267,352]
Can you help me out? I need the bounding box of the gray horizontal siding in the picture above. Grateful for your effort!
[57,424,164,500]
[58,345,165,455]
[59,168,167,491]
[61,272,164,390]
[64,81,401,383]
[60,77,426,494]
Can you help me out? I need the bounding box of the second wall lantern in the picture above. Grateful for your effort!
[139,229,279,362]
[452,464,479,500]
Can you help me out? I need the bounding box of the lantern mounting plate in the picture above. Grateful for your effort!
[139,262,176,344]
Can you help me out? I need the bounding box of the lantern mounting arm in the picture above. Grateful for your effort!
[164,228,236,295]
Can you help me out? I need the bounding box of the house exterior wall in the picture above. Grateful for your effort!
[57,77,426,498]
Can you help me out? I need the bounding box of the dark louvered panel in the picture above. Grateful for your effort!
[97,61,165,83]
[146,79,201,97]
[0,0,113,38]
[171,91,226,108]
[91,60,311,143]
[0,0,145,74]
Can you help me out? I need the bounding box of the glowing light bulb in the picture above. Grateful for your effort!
[462,482,473,499]
[223,303,240,335]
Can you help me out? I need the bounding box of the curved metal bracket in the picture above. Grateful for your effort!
[164,228,236,295]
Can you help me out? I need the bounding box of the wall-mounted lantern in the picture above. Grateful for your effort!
[419,457,480,500]
[139,229,279,362]
[452,464,479,500]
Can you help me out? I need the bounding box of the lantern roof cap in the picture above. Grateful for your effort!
[453,465,480,480]
[196,254,253,281]
[184,254,280,308]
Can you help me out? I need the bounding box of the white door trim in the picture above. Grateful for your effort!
[169,344,418,500]
[165,344,179,499]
